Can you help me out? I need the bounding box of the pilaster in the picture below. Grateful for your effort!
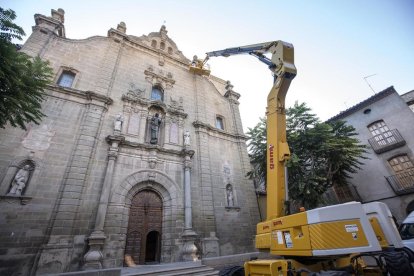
[35,92,111,275]
[83,135,124,269]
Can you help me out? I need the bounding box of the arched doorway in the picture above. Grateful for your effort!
[125,189,163,265]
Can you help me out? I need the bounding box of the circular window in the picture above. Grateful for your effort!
[363,108,371,114]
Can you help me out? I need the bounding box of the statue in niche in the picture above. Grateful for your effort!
[226,185,234,207]
[150,113,162,144]
[184,130,190,147]
[8,165,31,196]
[114,113,123,132]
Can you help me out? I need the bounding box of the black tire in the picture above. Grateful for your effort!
[219,265,245,276]
[400,247,414,262]
[381,250,414,276]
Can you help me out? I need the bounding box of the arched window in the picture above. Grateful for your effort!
[160,42,165,50]
[168,47,173,55]
[151,86,164,102]
[151,40,157,48]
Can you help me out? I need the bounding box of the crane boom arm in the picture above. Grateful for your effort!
[204,41,279,69]
[189,41,296,219]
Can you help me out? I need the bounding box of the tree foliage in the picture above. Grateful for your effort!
[246,117,267,190]
[247,102,366,210]
[0,7,53,130]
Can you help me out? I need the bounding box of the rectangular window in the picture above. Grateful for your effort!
[58,71,75,88]
[216,116,224,130]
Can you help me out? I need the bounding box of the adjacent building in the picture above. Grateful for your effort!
[327,87,414,222]
[0,9,260,275]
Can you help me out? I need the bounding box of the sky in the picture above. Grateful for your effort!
[3,0,414,132]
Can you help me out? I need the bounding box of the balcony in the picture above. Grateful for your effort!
[386,168,414,195]
[368,129,406,154]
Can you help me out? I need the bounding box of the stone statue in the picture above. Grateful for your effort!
[226,185,234,207]
[150,113,162,144]
[184,130,190,146]
[114,113,123,132]
[8,165,31,196]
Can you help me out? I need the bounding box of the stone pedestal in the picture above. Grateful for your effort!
[181,229,198,261]
[83,231,106,270]
[203,232,220,258]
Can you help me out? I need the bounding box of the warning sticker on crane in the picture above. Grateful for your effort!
[277,231,283,245]
[345,224,359,232]
[283,231,293,248]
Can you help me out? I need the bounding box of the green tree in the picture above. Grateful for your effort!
[0,7,53,130]
[247,102,366,210]
[246,117,267,189]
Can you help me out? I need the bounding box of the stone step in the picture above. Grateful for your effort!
[122,261,219,276]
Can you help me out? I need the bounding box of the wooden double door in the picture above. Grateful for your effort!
[125,189,163,265]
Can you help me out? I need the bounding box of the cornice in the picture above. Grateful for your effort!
[107,136,192,157]
[46,85,113,105]
[193,121,248,141]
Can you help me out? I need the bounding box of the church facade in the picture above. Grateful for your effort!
[0,9,260,275]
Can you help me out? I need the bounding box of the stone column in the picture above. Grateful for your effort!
[83,135,124,269]
[181,149,198,261]
[184,151,195,231]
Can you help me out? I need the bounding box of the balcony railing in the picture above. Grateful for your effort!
[368,129,406,154]
[386,168,414,195]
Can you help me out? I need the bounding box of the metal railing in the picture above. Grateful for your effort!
[368,129,406,154]
[386,168,414,195]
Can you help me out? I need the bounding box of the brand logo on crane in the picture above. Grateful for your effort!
[269,144,275,170]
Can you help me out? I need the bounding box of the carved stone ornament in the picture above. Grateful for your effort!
[160,25,168,41]
[117,22,126,33]
[127,83,146,99]
[22,124,55,151]
[159,54,165,66]
[170,96,183,110]
[224,80,241,104]
[144,66,175,89]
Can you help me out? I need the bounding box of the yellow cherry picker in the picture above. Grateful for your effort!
[189,41,412,276]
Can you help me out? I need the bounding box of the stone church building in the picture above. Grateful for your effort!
[0,9,260,275]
